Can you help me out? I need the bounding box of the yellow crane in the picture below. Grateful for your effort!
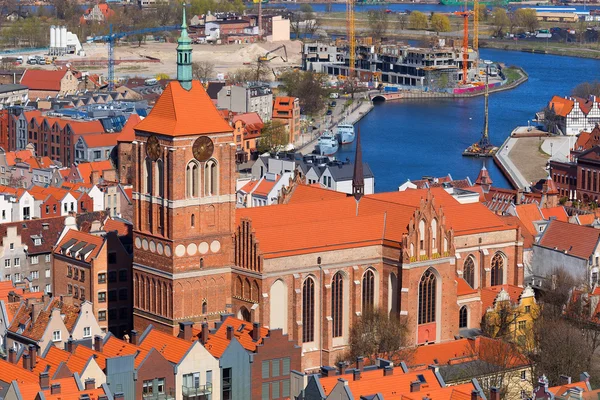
[347,0,355,78]
[473,0,479,74]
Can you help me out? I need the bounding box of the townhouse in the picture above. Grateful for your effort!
[53,228,132,335]
[237,172,293,207]
[74,132,120,163]
[20,69,79,98]
[0,281,43,355]
[65,160,117,185]
[271,97,300,145]
[232,112,263,163]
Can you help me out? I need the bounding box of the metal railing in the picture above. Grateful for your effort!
[182,383,212,399]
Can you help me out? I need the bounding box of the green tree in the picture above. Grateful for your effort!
[278,70,328,115]
[367,9,389,42]
[258,120,288,153]
[347,307,412,362]
[515,8,538,32]
[408,11,428,30]
[491,8,510,37]
[430,13,450,33]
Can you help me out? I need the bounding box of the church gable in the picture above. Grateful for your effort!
[234,218,263,272]
[402,191,455,263]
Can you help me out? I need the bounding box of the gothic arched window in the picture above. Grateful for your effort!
[418,268,437,325]
[202,301,207,314]
[491,253,504,286]
[459,306,468,328]
[463,256,475,288]
[205,159,218,196]
[332,272,344,338]
[431,219,438,250]
[302,277,315,343]
[156,159,164,197]
[191,214,195,228]
[362,269,375,311]
[419,219,426,251]
[144,158,152,195]
[186,161,199,198]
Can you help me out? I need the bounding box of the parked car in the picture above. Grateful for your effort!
[326,109,333,115]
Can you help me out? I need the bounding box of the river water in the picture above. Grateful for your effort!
[330,49,600,192]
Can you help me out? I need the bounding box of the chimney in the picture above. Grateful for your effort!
[490,387,500,400]
[39,372,50,390]
[31,301,44,323]
[201,322,209,345]
[410,381,421,392]
[65,337,74,353]
[252,322,261,342]
[28,344,37,369]
[352,369,361,381]
[356,356,364,372]
[85,378,95,390]
[8,348,16,364]
[22,354,31,371]
[226,326,233,340]
[560,375,572,385]
[130,330,138,345]
[178,321,193,341]
[337,361,345,375]
[471,389,479,400]
[383,366,393,376]
[114,393,125,400]
[321,366,336,377]
[94,335,103,352]
[50,383,61,395]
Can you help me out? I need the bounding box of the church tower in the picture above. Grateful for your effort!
[131,10,236,333]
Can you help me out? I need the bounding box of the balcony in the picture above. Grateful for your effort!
[182,383,212,400]
[143,389,175,400]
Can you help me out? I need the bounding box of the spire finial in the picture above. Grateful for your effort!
[352,126,364,202]
[176,3,193,90]
[182,3,188,29]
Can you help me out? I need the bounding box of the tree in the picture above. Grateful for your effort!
[491,8,510,37]
[430,13,450,34]
[192,61,215,82]
[367,9,389,42]
[258,120,288,153]
[515,8,539,32]
[408,11,428,30]
[397,13,408,30]
[290,6,319,39]
[572,81,600,98]
[347,307,413,363]
[278,70,328,115]
[543,105,563,135]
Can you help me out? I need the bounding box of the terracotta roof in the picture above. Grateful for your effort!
[0,215,67,255]
[116,114,141,143]
[500,215,534,248]
[538,219,600,260]
[138,328,194,364]
[548,380,591,396]
[103,218,131,236]
[101,335,149,368]
[8,298,81,342]
[576,214,596,226]
[541,206,568,222]
[549,95,575,118]
[135,80,233,137]
[514,203,544,236]
[456,276,477,296]
[80,133,120,148]
[284,183,347,204]
[481,285,524,312]
[319,367,443,398]
[72,344,106,370]
[0,359,39,385]
[400,383,478,400]
[65,120,104,135]
[21,69,68,91]
[54,229,105,263]
[232,112,263,127]
[75,160,114,184]
[253,175,279,197]
[5,149,35,166]
[204,316,269,358]
[272,96,297,116]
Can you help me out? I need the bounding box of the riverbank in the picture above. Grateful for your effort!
[296,100,374,155]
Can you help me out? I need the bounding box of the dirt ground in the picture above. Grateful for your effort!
[25,40,303,81]
[507,137,549,185]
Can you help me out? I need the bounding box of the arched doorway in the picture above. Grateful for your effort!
[238,306,251,322]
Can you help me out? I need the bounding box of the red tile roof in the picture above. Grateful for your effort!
[481,285,524,312]
[456,276,477,296]
[101,335,149,368]
[204,316,269,358]
[21,69,68,91]
[501,215,534,248]
[135,81,233,137]
[75,160,114,184]
[5,149,35,166]
[541,206,568,222]
[80,133,120,148]
[576,214,596,226]
[103,218,131,236]
[138,328,194,364]
[54,229,105,263]
[117,114,141,143]
[538,220,600,260]
[549,96,575,117]
[514,203,544,236]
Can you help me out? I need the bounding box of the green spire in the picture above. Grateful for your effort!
[177,4,193,90]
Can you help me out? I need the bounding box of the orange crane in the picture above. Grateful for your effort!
[454,10,472,85]
[473,0,479,73]
[347,0,355,78]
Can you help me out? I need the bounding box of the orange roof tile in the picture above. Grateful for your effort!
[239,180,259,194]
[253,175,279,197]
[5,149,35,166]
[0,359,39,385]
[80,133,120,148]
[548,380,591,396]
[103,218,131,236]
[285,184,347,204]
[135,80,233,137]
[549,95,575,118]
[117,114,142,143]
[204,316,269,358]
[138,328,194,364]
[576,214,596,226]
[501,215,534,248]
[54,229,105,263]
[72,345,106,370]
[538,220,600,260]
[481,284,524,311]
[541,206,568,222]
[101,336,149,368]
[21,69,68,91]
[456,276,477,296]
[76,160,114,184]
[514,203,544,236]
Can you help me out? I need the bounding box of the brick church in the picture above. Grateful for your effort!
[131,12,525,370]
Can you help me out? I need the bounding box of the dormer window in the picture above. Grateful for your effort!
[34,238,41,246]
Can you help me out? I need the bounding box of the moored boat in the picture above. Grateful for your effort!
[317,132,339,156]
[336,122,356,145]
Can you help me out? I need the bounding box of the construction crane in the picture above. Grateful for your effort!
[88,24,180,91]
[473,0,479,74]
[454,10,472,85]
[347,0,355,78]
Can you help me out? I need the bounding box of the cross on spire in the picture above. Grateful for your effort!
[352,126,364,202]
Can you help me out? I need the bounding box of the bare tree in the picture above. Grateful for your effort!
[397,13,409,30]
[192,61,215,82]
[572,81,600,98]
[367,9,389,42]
[257,120,288,153]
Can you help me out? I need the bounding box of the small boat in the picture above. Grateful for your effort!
[336,122,355,145]
[317,132,339,156]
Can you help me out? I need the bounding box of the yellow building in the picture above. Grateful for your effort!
[481,284,539,349]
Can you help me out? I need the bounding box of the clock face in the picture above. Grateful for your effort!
[146,135,161,161]
[193,136,214,162]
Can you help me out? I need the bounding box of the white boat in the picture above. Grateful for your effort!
[336,122,355,144]
[317,132,339,156]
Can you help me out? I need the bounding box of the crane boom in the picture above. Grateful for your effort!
[473,0,479,74]
[453,10,471,85]
[88,24,180,91]
[347,0,355,78]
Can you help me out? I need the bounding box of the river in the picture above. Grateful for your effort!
[331,49,600,192]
